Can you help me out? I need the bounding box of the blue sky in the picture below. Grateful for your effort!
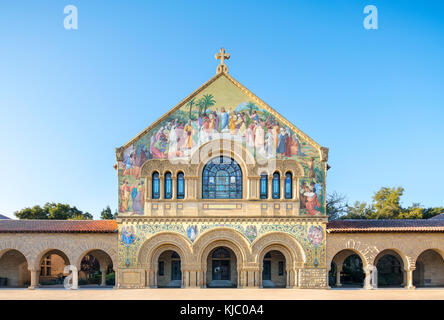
[0,0,443,218]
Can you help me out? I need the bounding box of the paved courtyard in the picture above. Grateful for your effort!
[0,288,443,300]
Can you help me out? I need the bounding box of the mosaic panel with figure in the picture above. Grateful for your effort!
[117,76,326,216]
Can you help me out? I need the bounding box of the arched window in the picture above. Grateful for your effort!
[285,172,292,199]
[260,173,268,199]
[202,156,242,199]
[272,172,280,199]
[177,172,185,199]
[152,172,160,199]
[164,172,172,199]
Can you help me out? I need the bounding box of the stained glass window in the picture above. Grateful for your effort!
[260,173,268,199]
[272,172,280,199]
[152,172,160,199]
[164,172,172,199]
[285,172,292,199]
[177,172,185,199]
[202,156,242,199]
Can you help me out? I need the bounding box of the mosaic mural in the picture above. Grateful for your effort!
[118,221,326,270]
[117,76,326,216]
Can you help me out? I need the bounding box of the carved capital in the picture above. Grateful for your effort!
[116,147,124,162]
[320,147,329,162]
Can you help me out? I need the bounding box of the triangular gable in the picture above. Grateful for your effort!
[116,71,326,157]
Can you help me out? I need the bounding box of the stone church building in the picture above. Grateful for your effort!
[0,49,443,290]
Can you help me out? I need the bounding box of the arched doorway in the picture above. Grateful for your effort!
[375,250,404,288]
[157,250,182,288]
[207,247,237,288]
[0,250,30,287]
[413,249,444,287]
[38,250,70,287]
[262,250,286,288]
[329,250,365,288]
[78,249,114,287]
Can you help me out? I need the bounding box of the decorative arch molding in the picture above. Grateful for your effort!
[256,160,304,178]
[137,232,193,268]
[191,138,256,176]
[31,246,74,271]
[251,232,306,267]
[410,240,444,263]
[0,243,31,266]
[373,248,412,271]
[74,241,118,271]
[197,240,245,274]
[329,249,367,272]
[193,228,251,267]
[141,159,194,178]
[327,239,379,268]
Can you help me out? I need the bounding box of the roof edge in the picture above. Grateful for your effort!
[115,70,328,160]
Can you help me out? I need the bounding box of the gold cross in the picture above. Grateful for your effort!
[215,48,230,74]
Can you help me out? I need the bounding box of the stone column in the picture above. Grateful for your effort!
[293,177,299,200]
[336,268,342,287]
[146,177,152,200]
[182,270,188,288]
[294,269,299,288]
[100,268,107,286]
[28,268,39,290]
[154,270,158,288]
[202,269,207,288]
[405,268,416,289]
[171,175,176,200]
[268,176,272,200]
[363,265,373,290]
[280,177,285,200]
[371,265,378,289]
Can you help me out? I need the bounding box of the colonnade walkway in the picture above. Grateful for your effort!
[0,287,444,300]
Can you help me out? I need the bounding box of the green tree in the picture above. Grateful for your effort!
[371,187,404,219]
[326,192,348,220]
[13,205,48,219]
[342,201,374,219]
[100,206,116,220]
[422,206,444,219]
[15,202,93,220]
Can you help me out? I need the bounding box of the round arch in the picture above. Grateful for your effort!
[413,249,444,287]
[0,249,30,287]
[330,249,365,288]
[33,248,71,271]
[374,249,407,288]
[192,139,255,200]
[74,243,117,271]
[373,248,410,271]
[137,232,193,268]
[193,228,251,267]
[326,240,374,269]
[251,232,306,266]
[330,249,368,270]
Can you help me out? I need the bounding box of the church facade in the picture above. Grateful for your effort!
[115,49,329,288]
[1,49,443,291]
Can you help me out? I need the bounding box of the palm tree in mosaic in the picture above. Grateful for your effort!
[187,97,196,120]
[246,101,257,115]
[202,94,216,115]
[196,97,205,117]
